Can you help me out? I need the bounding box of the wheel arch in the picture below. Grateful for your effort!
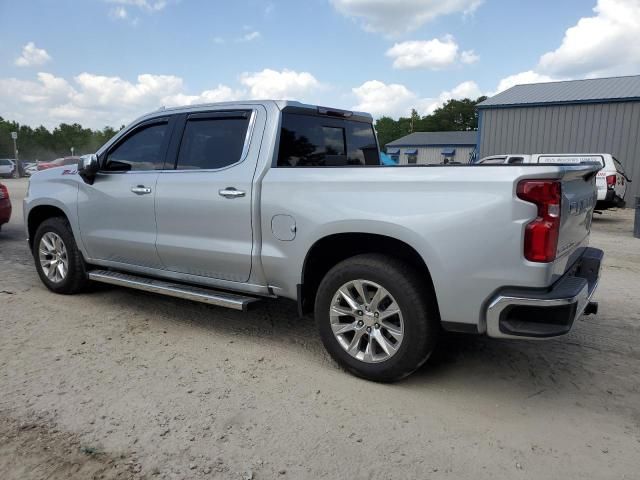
[299,232,440,319]
[27,204,69,251]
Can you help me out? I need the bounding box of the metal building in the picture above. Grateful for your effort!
[386,131,477,165]
[477,75,640,202]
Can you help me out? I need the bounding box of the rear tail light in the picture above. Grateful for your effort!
[0,184,8,200]
[517,180,561,263]
[606,174,616,187]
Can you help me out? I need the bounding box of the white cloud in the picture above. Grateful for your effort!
[15,42,52,67]
[386,35,478,69]
[352,80,419,117]
[109,6,129,19]
[0,68,322,128]
[386,36,458,69]
[330,0,483,35]
[537,0,640,77]
[493,70,556,94]
[422,80,484,113]
[239,69,320,99]
[239,31,261,42]
[162,85,244,107]
[460,49,479,64]
[352,79,486,118]
[106,0,167,12]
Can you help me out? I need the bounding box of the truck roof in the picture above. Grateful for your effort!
[137,100,373,123]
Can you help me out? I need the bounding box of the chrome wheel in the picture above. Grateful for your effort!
[38,232,68,283]
[329,279,404,363]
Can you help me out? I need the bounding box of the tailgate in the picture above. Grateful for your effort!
[556,166,599,261]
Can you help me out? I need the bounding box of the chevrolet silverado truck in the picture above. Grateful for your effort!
[24,101,603,381]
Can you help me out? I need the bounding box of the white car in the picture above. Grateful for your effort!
[24,163,39,177]
[477,153,630,209]
[0,159,16,178]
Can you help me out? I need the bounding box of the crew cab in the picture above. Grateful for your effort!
[24,101,603,381]
[477,153,630,209]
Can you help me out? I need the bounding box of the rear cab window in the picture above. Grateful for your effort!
[277,112,379,167]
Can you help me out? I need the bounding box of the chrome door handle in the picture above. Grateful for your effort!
[218,188,246,199]
[131,185,152,195]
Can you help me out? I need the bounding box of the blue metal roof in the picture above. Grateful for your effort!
[478,75,640,108]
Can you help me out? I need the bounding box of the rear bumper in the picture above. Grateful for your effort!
[485,247,603,339]
[597,189,625,208]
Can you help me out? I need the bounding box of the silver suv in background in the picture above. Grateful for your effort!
[24,101,603,381]
[0,159,16,178]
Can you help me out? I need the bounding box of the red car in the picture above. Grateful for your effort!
[0,182,11,230]
[37,156,81,171]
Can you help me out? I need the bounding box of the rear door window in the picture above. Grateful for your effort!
[175,113,250,170]
[277,113,378,167]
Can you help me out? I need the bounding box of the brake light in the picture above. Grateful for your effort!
[517,180,561,263]
[606,174,616,187]
[0,184,8,200]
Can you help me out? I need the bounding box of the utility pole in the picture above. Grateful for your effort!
[10,131,20,178]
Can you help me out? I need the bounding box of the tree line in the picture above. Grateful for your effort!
[374,96,487,148]
[0,117,122,161]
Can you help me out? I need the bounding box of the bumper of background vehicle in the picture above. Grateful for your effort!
[485,247,603,339]
[597,189,626,208]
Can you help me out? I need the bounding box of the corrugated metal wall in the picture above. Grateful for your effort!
[479,101,640,202]
[394,146,476,164]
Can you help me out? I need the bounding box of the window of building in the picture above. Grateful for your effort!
[405,149,418,164]
[176,116,250,170]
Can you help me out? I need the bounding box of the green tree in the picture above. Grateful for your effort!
[374,96,487,148]
[0,118,123,161]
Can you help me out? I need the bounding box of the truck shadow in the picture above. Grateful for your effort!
[85,287,638,416]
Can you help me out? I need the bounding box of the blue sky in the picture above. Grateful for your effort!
[0,0,637,128]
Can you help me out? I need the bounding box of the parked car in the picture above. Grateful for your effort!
[37,156,82,171]
[24,101,602,381]
[24,163,39,177]
[0,182,12,230]
[0,159,16,178]
[477,153,630,209]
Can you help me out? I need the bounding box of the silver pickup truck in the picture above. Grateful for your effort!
[24,100,603,381]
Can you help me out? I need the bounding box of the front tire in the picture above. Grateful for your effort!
[315,254,439,382]
[33,217,88,294]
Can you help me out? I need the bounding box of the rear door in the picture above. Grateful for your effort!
[154,108,264,282]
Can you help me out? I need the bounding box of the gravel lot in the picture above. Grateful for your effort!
[1,177,639,479]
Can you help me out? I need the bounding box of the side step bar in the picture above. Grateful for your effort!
[88,270,259,311]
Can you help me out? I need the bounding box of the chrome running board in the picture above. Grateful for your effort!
[88,270,259,311]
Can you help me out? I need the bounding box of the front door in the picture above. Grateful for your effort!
[155,109,263,282]
[78,118,173,269]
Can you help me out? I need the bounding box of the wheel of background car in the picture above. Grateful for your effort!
[315,253,439,382]
[33,217,89,294]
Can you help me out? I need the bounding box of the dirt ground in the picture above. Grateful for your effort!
[1,177,639,480]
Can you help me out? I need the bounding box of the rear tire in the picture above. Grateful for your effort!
[315,254,439,382]
[33,217,88,294]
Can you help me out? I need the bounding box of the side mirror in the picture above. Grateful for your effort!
[78,154,99,184]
